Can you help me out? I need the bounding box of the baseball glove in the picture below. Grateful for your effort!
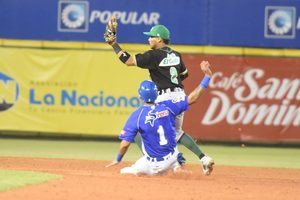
[104,16,118,45]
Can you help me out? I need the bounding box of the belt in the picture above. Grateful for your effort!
[146,151,174,162]
[158,87,183,95]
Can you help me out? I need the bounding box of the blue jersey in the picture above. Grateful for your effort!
[119,97,188,158]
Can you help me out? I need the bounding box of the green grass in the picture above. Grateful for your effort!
[0,170,61,192]
[0,138,300,169]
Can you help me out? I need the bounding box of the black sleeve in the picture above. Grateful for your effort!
[180,71,189,81]
[179,54,188,81]
[179,54,188,74]
[135,50,157,69]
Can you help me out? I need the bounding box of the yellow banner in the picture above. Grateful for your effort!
[0,47,148,135]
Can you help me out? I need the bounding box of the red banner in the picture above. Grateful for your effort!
[183,55,300,143]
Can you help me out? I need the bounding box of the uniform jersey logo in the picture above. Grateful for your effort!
[159,53,180,67]
[145,109,169,127]
[120,130,126,136]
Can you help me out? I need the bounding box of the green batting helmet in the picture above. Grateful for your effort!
[143,25,170,40]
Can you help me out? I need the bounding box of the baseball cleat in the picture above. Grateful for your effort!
[173,162,182,172]
[120,167,138,175]
[200,155,214,175]
[177,153,186,166]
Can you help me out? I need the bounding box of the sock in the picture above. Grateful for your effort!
[134,133,143,152]
[178,133,205,159]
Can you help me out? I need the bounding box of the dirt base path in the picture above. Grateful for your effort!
[0,157,299,200]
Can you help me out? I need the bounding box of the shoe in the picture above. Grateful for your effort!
[120,167,138,175]
[173,153,186,172]
[177,153,186,166]
[200,155,214,175]
[173,162,182,172]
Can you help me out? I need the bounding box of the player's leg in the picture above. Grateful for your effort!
[178,132,214,175]
[176,113,214,175]
[177,132,205,159]
[150,149,180,174]
[175,113,205,159]
[120,156,152,175]
[167,150,182,172]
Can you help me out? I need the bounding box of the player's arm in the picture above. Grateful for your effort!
[104,17,157,68]
[105,140,131,167]
[179,55,189,81]
[188,61,213,105]
[180,69,188,81]
[106,111,138,168]
[110,44,156,69]
[118,140,131,156]
[104,17,137,66]
[111,43,137,66]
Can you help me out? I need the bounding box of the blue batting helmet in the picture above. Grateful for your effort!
[138,80,158,103]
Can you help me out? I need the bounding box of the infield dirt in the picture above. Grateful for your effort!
[0,157,299,200]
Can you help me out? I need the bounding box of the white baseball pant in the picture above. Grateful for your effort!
[120,148,179,175]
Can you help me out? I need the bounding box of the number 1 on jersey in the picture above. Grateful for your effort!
[157,125,168,145]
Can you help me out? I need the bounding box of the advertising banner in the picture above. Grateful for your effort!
[0,0,206,45]
[1,0,300,48]
[0,46,299,142]
[206,0,300,48]
[0,47,148,135]
[183,54,300,143]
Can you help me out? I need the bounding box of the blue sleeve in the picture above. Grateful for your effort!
[119,111,139,142]
[162,96,189,116]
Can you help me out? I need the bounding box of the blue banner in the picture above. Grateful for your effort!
[208,0,300,48]
[0,0,207,45]
[0,0,299,48]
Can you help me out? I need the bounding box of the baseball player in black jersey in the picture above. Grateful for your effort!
[104,18,214,175]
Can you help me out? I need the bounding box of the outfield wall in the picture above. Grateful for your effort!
[0,47,148,136]
[183,54,300,143]
[1,0,300,48]
[0,43,299,143]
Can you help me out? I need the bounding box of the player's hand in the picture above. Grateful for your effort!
[200,61,213,77]
[105,160,120,168]
[104,34,116,45]
[104,16,118,45]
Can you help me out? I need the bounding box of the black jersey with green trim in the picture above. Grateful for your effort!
[135,46,187,90]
